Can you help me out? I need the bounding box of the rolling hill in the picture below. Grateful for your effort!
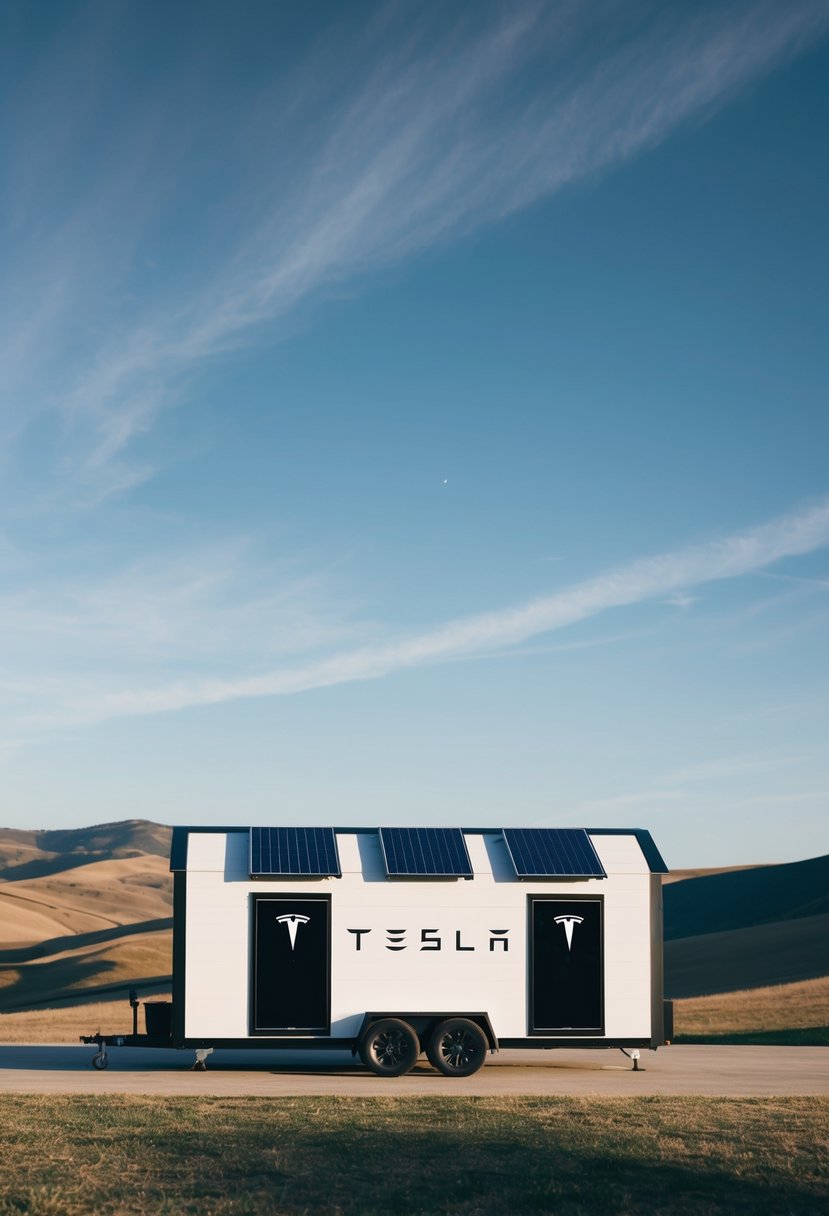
[663,853,829,998]
[664,854,829,939]
[0,820,171,882]
[0,821,172,1012]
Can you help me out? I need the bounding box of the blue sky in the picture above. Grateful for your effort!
[1,0,828,865]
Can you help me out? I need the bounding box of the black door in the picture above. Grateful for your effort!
[251,895,331,1034]
[529,897,604,1034]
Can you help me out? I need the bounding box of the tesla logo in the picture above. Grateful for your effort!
[276,913,310,950]
[554,914,584,951]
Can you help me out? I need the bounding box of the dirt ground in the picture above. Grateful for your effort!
[0,1043,826,1097]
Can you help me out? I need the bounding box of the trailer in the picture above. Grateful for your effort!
[83,825,672,1076]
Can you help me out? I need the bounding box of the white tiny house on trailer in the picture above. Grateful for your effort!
[153,825,670,1077]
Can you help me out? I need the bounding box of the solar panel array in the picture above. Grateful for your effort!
[246,825,605,880]
[379,827,474,878]
[249,827,341,877]
[502,827,606,878]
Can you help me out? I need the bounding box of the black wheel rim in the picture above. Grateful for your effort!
[439,1030,479,1070]
[372,1030,410,1069]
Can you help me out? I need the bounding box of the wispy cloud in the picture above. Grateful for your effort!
[573,789,687,815]
[725,790,829,808]
[756,571,829,590]
[0,542,367,665]
[658,751,803,786]
[3,1,828,501]
[23,495,829,726]
[570,750,814,829]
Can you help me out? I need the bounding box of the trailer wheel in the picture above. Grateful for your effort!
[426,1019,487,1077]
[91,1051,109,1070]
[358,1018,419,1077]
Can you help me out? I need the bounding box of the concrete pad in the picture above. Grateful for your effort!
[0,1044,826,1096]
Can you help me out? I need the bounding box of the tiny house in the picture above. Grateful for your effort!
[149,824,669,1077]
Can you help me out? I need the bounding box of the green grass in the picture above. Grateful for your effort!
[673,1026,829,1046]
[672,976,829,1045]
[0,1096,826,1215]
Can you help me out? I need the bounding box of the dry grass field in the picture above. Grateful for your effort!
[0,854,172,941]
[0,822,172,1016]
[0,929,172,1009]
[0,992,172,1044]
[674,976,829,1044]
[0,1094,825,1215]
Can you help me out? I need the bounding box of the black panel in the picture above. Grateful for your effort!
[379,827,473,878]
[251,895,330,1033]
[171,870,186,1044]
[529,897,604,1034]
[169,827,190,873]
[249,827,341,877]
[503,828,606,878]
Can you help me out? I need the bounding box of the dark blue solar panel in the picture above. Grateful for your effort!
[379,827,473,878]
[502,828,606,878]
[249,827,341,877]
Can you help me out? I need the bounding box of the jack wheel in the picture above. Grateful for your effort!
[92,1052,109,1070]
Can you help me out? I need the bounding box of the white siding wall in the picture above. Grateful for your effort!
[183,830,655,1041]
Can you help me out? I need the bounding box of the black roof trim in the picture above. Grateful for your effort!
[586,828,670,874]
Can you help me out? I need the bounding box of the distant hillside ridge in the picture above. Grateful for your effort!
[664,853,829,941]
[0,820,173,1012]
[665,912,829,998]
[0,820,172,882]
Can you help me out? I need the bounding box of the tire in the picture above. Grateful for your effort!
[426,1018,488,1077]
[358,1018,419,1077]
[92,1052,109,1070]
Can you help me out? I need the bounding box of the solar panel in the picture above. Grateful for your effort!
[502,828,606,879]
[379,827,474,878]
[249,827,341,878]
